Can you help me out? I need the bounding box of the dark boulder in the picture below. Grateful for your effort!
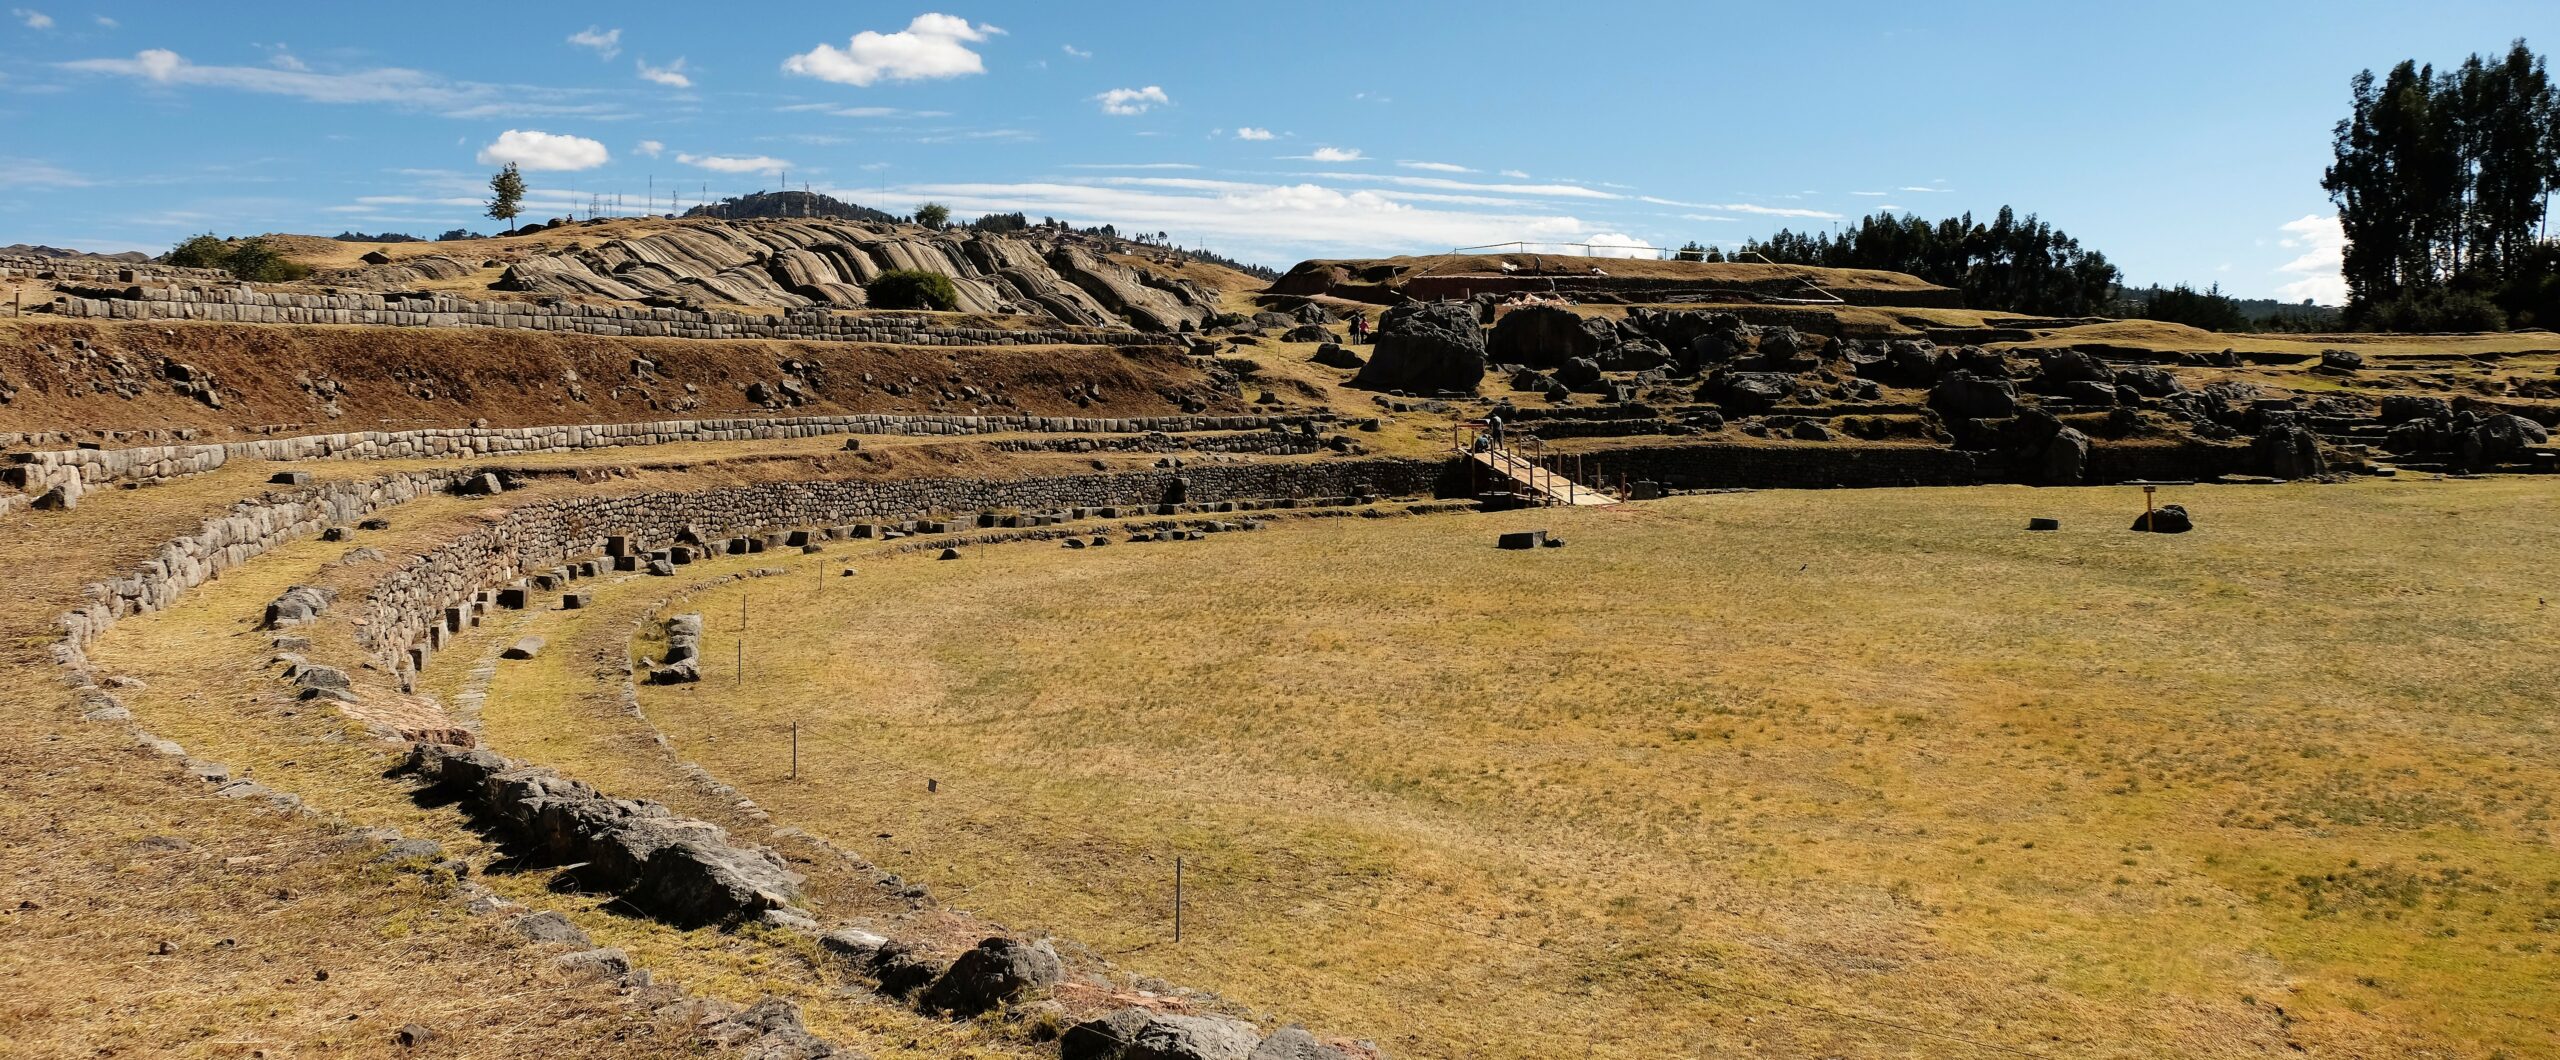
[1486,304,1610,369]
[1702,371,1797,415]
[918,937,1064,1016]
[1308,343,1363,370]
[1554,356,1605,392]
[2131,503,2194,533]
[1929,371,2017,419]
[2379,395,2450,424]
[1352,301,1486,394]
[2463,413,2550,469]
[2112,366,2186,398]
[1597,337,1671,372]
[2036,349,2112,387]
[2062,380,2119,406]
[2037,427,2091,484]
[1279,324,1332,343]
[2317,348,2365,373]
[2254,425,2325,479]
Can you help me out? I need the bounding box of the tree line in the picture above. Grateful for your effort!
[2326,40,2559,329]
[1735,207,2121,316]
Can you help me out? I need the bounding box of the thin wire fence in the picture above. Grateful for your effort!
[644,547,2060,1060]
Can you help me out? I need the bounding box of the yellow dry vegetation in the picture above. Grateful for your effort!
[627,480,2560,1060]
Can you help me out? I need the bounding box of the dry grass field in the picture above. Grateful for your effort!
[624,480,2560,1060]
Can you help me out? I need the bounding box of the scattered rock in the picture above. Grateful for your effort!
[2131,503,2194,534]
[919,937,1064,1016]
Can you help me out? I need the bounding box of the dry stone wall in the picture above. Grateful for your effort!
[5,412,1318,497]
[359,459,1445,671]
[0,254,233,285]
[49,283,1157,347]
[53,470,466,674]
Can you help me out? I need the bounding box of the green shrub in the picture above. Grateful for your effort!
[221,238,310,283]
[2360,288,2508,332]
[160,233,310,282]
[867,269,958,311]
[163,234,232,270]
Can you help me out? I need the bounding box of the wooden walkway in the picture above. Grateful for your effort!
[1467,447,1619,506]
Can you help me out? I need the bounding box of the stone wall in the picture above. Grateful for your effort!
[359,459,1448,671]
[48,283,1157,347]
[5,412,1320,498]
[1569,438,2254,492]
[53,471,467,674]
[0,254,233,286]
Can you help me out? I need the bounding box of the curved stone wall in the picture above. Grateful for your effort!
[49,284,1158,347]
[358,459,1447,672]
[5,412,1322,498]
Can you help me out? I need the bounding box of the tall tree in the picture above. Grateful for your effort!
[485,163,526,232]
[2325,41,2560,328]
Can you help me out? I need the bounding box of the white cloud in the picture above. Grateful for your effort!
[1095,85,1169,115]
[477,129,610,171]
[679,152,790,174]
[1233,126,1273,141]
[1897,185,1948,193]
[1062,44,1091,59]
[12,8,51,29]
[636,56,691,88]
[92,14,110,28]
[57,49,628,119]
[1303,146,1362,163]
[782,13,1000,87]
[1699,202,1842,220]
[266,47,309,72]
[1499,169,1528,178]
[1323,173,1621,201]
[778,103,951,118]
[567,26,621,60]
[1399,160,1472,173]
[1062,162,1197,170]
[2274,213,2346,304]
[1581,233,1659,259]
[636,139,664,158]
[844,176,1632,264]
[1850,190,1887,196]
[1678,213,1739,223]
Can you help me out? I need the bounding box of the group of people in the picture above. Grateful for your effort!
[1346,311,1369,343]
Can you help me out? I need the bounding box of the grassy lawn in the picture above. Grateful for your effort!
[636,480,2560,1059]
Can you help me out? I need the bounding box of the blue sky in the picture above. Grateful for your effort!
[2,2,2553,301]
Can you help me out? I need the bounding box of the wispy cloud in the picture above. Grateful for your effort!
[858,177,1621,263]
[567,26,620,60]
[1233,127,1274,142]
[778,102,951,119]
[635,139,664,158]
[1061,44,1091,59]
[12,7,52,30]
[636,56,690,88]
[1897,185,1948,193]
[56,49,631,119]
[1399,160,1472,173]
[1062,162,1198,170]
[1696,202,1842,219]
[1295,146,1363,163]
[477,129,609,171]
[782,13,1001,87]
[1095,85,1169,115]
[0,157,88,188]
[1499,169,1529,179]
[679,152,790,174]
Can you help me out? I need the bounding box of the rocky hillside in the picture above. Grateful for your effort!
[461,219,1227,332]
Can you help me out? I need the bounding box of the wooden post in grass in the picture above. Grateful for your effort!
[789,721,798,781]
[1174,856,1185,943]
[2142,485,2158,531]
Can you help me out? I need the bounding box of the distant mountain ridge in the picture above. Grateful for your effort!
[1,243,149,263]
